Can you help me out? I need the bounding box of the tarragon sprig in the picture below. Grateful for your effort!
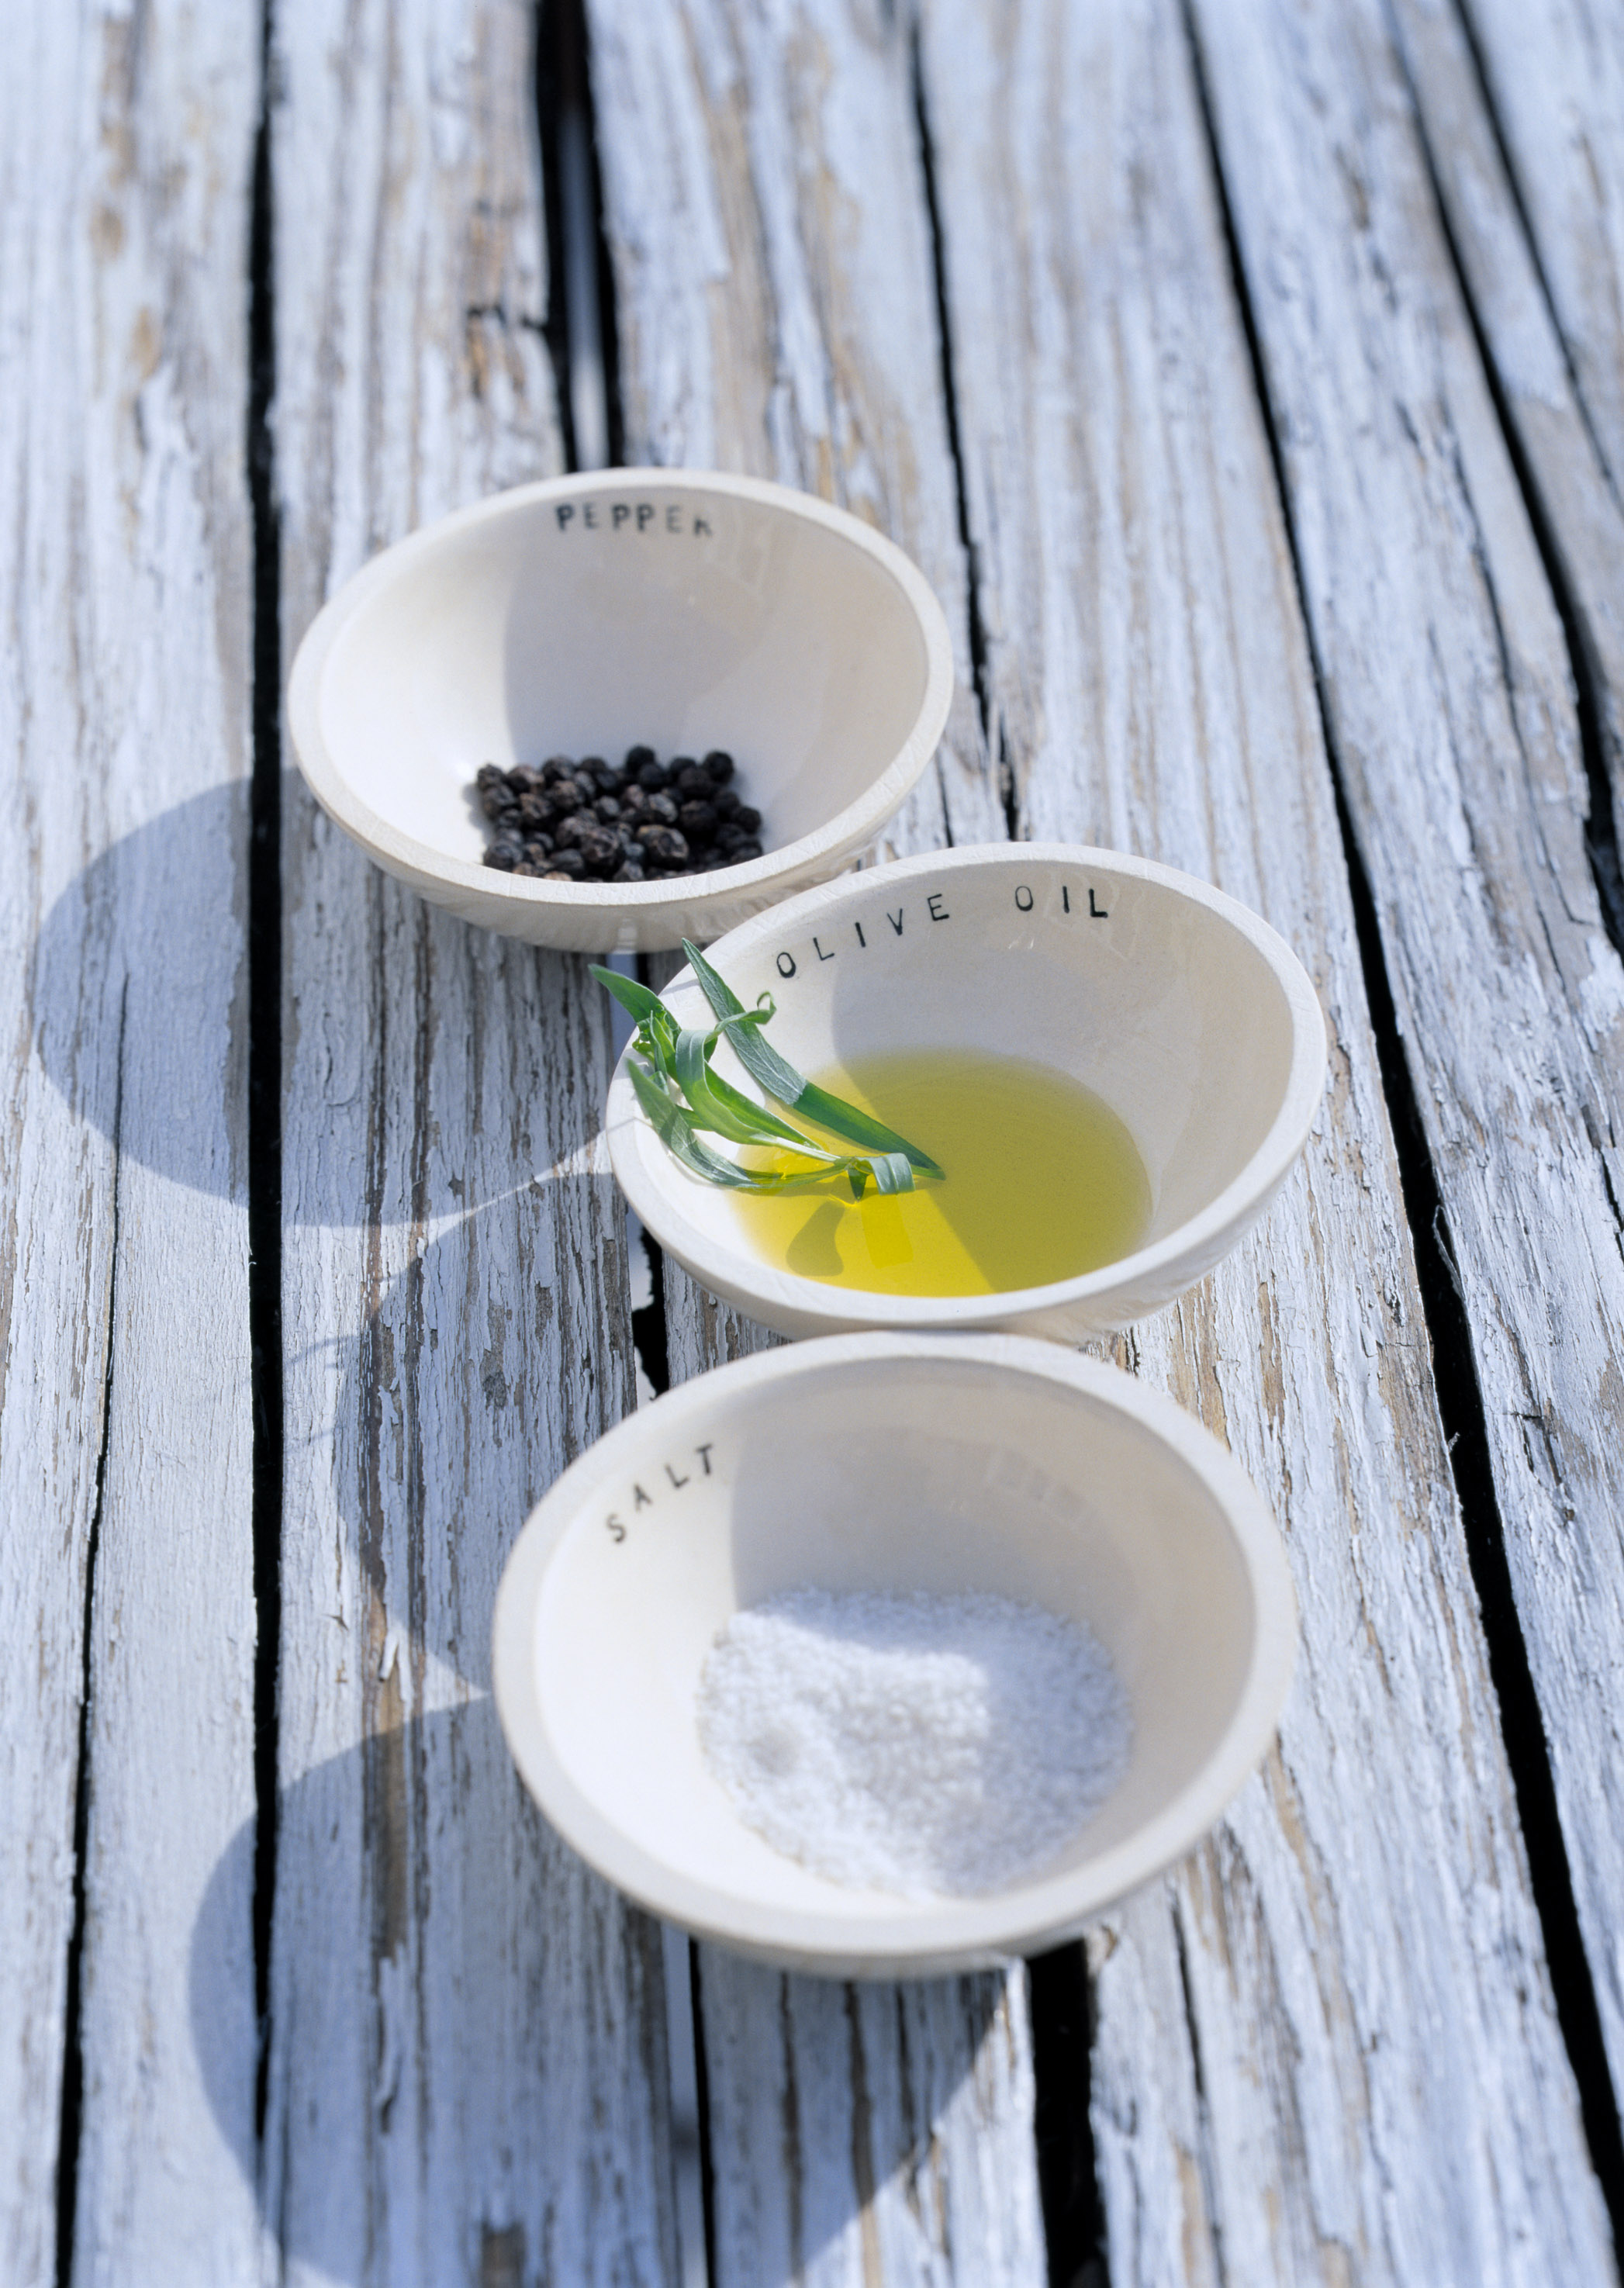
[593,940,942,1200]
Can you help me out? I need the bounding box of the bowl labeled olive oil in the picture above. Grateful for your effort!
[730,1051,1151,1297]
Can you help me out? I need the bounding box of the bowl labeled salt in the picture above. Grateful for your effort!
[696,1587,1132,1897]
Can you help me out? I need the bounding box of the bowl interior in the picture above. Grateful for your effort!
[530,1349,1259,1927]
[615,852,1304,1286]
[316,479,931,867]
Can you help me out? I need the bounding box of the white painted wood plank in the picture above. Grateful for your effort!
[586,0,1001,862]
[587,6,1043,2282]
[917,0,1612,2278]
[1383,0,1624,839]
[1191,0,1624,2166]
[1456,0,1624,512]
[694,1955,1043,2288]
[0,4,263,2281]
[268,3,679,2280]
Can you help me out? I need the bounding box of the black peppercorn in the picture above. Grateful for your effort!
[584,826,622,869]
[641,824,689,866]
[472,745,766,881]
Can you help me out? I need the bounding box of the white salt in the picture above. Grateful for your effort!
[696,1588,1132,1897]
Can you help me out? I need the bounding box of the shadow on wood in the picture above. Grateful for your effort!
[324,1177,634,1694]
[188,1703,1007,2283]
[29,783,252,1201]
[190,1702,682,2284]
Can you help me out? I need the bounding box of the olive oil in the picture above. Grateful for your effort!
[730,1049,1152,1297]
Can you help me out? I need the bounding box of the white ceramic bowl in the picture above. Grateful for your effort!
[492,1332,1297,1976]
[286,470,954,952]
[606,844,1326,1339]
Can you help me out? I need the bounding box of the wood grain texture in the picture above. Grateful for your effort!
[268,2,679,2279]
[1191,0,1624,2155]
[586,0,1000,862]
[917,0,1614,2277]
[586,5,1044,2282]
[0,5,262,2281]
[1383,0,1624,845]
[1456,0,1624,506]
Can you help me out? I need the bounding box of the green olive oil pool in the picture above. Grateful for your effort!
[731,1049,1152,1297]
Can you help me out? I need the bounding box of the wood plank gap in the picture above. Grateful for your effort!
[1180,0,1624,2232]
[54,982,126,2288]
[625,961,674,1398]
[247,0,285,2160]
[688,1941,719,2288]
[631,1226,673,1399]
[907,24,1007,839]
[537,0,624,470]
[1027,1944,1107,2288]
[1386,1,1624,957]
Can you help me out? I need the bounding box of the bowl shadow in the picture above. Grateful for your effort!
[317,1180,637,1695]
[190,1712,1008,2281]
[29,779,254,1202]
[31,776,624,1222]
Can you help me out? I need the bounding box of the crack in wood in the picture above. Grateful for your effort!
[247,0,285,2161]
[54,977,126,2288]
[1387,0,1624,963]
[536,0,623,472]
[908,23,1004,842]
[1448,0,1624,517]
[1170,1904,1228,2288]
[1028,1944,1111,2288]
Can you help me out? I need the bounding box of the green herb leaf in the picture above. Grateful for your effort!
[626,1059,756,1189]
[603,953,945,1204]
[673,1025,846,1161]
[870,1149,914,1194]
[681,939,944,1177]
[589,964,665,1028]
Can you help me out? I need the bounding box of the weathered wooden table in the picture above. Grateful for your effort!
[9,0,1624,2279]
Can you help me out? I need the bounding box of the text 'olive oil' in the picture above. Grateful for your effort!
[730,1049,1152,1297]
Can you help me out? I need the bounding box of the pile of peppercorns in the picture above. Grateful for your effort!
[474,747,765,883]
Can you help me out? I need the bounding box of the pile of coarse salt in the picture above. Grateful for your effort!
[696,1588,1132,1897]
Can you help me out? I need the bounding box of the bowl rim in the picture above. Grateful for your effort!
[286,467,956,917]
[605,842,1329,1332]
[491,1331,1298,1976]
